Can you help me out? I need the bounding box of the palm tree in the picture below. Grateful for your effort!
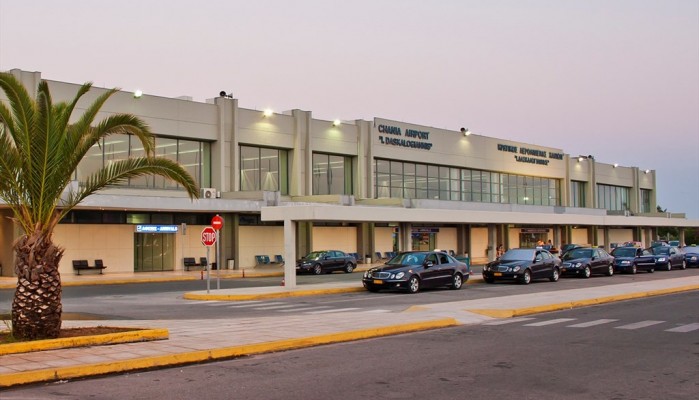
[0,73,199,340]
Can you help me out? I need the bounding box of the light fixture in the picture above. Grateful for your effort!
[219,91,233,99]
[613,163,619,168]
[644,169,650,174]
[262,109,273,118]
[133,89,143,99]
[578,156,584,162]
[332,119,341,127]
[460,127,470,136]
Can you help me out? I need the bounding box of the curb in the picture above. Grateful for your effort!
[0,328,169,356]
[0,318,457,388]
[467,283,699,318]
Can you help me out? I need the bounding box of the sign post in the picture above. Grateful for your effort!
[211,215,224,290]
[201,226,217,293]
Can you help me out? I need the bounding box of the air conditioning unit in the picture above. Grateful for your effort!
[201,188,217,199]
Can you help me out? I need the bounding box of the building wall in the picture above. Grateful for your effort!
[608,228,634,245]
[375,227,395,256]
[238,226,285,269]
[436,227,457,253]
[470,227,489,262]
[311,226,358,253]
[55,225,134,274]
[508,227,521,249]
[572,228,590,246]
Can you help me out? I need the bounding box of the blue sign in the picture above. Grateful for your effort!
[135,225,179,233]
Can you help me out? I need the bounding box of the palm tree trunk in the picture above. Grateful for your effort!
[11,231,64,340]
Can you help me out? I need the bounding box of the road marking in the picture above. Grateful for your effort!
[255,304,298,310]
[362,309,392,313]
[227,301,282,308]
[665,323,699,333]
[615,320,665,330]
[306,307,362,314]
[524,318,577,327]
[277,306,332,313]
[484,317,537,325]
[567,319,619,328]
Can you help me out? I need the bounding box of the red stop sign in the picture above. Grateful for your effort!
[211,215,224,230]
[201,226,217,246]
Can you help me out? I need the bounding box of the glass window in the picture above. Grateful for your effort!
[641,189,651,213]
[239,145,288,193]
[240,146,260,191]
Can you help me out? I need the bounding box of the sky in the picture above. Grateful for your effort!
[1,0,697,218]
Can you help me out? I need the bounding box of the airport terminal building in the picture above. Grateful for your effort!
[1,68,697,280]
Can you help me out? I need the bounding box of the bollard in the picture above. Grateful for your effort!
[280,278,285,286]
[242,269,245,278]
[200,270,203,280]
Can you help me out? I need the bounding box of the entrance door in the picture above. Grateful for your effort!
[134,233,175,272]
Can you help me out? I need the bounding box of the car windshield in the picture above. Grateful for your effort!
[612,247,636,257]
[563,248,593,260]
[303,251,325,260]
[683,246,699,253]
[651,247,670,255]
[500,249,535,261]
[387,253,426,265]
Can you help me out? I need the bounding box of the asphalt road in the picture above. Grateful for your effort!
[4,291,696,400]
[1,268,697,321]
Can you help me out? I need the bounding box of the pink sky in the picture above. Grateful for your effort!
[1,0,697,217]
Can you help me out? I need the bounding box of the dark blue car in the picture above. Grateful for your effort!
[610,246,656,274]
[682,245,699,268]
[649,246,686,271]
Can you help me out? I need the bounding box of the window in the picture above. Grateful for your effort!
[312,153,352,195]
[596,184,630,211]
[641,189,652,213]
[77,134,211,190]
[240,145,288,194]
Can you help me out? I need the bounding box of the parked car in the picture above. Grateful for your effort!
[649,246,686,271]
[682,245,699,267]
[296,250,357,275]
[610,246,656,274]
[482,248,561,285]
[560,247,615,278]
[362,251,470,293]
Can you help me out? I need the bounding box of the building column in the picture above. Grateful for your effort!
[603,227,610,252]
[283,219,298,288]
[553,225,562,251]
[487,224,497,262]
[357,222,374,264]
[296,221,313,259]
[679,228,686,247]
[457,224,471,257]
[399,222,412,252]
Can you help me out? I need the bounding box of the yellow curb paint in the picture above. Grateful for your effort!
[0,328,169,356]
[183,287,367,301]
[468,284,699,318]
[0,318,457,388]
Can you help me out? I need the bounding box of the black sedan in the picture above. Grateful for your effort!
[560,247,615,278]
[482,248,561,284]
[649,246,686,271]
[296,250,357,275]
[610,246,656,274]
[362,251,470,293]
[682,246,699,268]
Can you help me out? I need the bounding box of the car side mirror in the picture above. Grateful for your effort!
[425,261,434,268]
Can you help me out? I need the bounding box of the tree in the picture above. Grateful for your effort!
[0,73,199,339]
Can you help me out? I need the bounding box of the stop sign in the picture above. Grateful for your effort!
[201,226,217,246]
[211,215,224,230]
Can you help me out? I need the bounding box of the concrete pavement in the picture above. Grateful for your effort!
[0,271,697,388]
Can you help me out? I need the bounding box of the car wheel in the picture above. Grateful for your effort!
[450,273,463,290]
[520,269,532,285]
[407,276,420,293]
[312,264,322,275]
[630,264,637,274]
[550,267,560,282]
[665,262,672,271]
[605,264,614,276]
[680,260,687,270]
[581,266,591,279]
[344,263,354,273]
[484,276,495,284]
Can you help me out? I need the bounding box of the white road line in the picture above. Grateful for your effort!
[227,301,282,308]
[306,307,362,314]
[615,320,665,330]
[484,317,537,326]
[524,318,577,327]
[665,323,699,333]
[567,319,619,328]
[277,306,332,313]
[362,309,392,313]
[255,304,299,310]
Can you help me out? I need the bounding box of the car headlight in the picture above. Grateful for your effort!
[620,260,630,265]
[657,257,667,262]
[394,272,405,279]
[690,256,698,261]
[573,262,582,268]
[512,266,521,272]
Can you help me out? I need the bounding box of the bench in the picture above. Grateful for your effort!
[184,257,204,271]
[255,255,271,265]
[72,259,107,275]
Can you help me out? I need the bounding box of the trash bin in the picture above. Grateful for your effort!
[365,255,371,264]
[227,259,235,270]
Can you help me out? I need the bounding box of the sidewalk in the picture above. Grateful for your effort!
[0,274,697,388]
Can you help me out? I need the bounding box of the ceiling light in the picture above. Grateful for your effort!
[263,109,273,118]
[333,119,341,127]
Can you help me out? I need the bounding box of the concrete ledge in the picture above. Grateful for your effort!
[0,328,169,356]
[184,286,367,301]
[467,284,699,318]
[0,318,457,388]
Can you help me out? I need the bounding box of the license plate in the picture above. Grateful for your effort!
[561,268,567,272]
[373,279,383,285]
[494,272,503,277]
